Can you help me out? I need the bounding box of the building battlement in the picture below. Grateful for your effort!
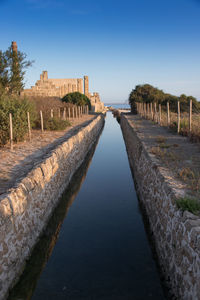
[22,71,84,97]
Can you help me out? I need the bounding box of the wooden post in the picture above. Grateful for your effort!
[78,106,80,118]
[154,103,157,122]
[177,101,180,133]
[68,107,71,119]
[27,112,31,141]
[40,110,44,132]
[72,106,75,119]
[63,108,66,120]
[140,103,142,116]
[189,99,192,132]
[167,102,170,127]
[150,103,153,120]
[50,109,53,118]
[9,113,13,150]
[147,103,150,119]
[144,103,146,118]
[58,108,61,119]
[159,104,162,125]
[75,106,77,118]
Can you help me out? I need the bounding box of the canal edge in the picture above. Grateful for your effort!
[120,113,200,300]
[0,113,105,300]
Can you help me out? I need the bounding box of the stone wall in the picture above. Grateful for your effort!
[0,114,104,300]
[120,114,200,300]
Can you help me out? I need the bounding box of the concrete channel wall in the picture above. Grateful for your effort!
[0,114,104,300]
[120,114,200,300]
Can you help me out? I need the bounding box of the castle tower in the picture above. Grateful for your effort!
[11,41,17,53]
[43,71,48,81]
[40,71,48,82]
[84,76,89,97]
[77,78,83,93]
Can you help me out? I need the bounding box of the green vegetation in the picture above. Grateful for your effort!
[176,197,200,214]
[129,84,200,114]
[0,45,33,96]
[0,44,72,146]
[62,92,91,109]
[0,95,36,145]
[0,43,36,145]
[44,118,71,131]
[34,117,71,131]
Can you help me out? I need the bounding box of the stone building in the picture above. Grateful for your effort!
[21,71,84,98]
[12,39,104,111]
[21,70,104,112]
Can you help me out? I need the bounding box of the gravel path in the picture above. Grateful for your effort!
[125,114,200,198]
[0,115,95,195]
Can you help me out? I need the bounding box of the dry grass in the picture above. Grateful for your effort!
[144,108,200,144]
[156,136,167,144]
[151,146,179,161]
[178,167,200,192]
[27,96,73,120]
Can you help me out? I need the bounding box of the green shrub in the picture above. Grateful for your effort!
[44,117,71,131]
[34,117,71,131]
[62,92,91,109]
[176,197,200,214]
[0,95,36,145]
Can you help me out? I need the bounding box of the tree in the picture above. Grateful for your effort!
[62,92,91,109]
[129,83,200,114]
[0,44,33,95]
[129,84,165,113]
[0,50,9,94]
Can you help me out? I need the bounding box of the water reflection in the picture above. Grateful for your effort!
[8,112,166,300]
[8,133,102,300]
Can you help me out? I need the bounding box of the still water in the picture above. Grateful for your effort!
[9,112,165,300]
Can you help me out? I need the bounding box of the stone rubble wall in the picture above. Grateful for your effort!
[120,114,200,300]
[0,114,104,300]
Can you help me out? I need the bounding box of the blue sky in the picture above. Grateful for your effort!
[1,0,200,103]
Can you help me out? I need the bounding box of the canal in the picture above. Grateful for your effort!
[9,112,165,299]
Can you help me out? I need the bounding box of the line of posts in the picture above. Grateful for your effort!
[136,100,193,134]
[9,105,89,150]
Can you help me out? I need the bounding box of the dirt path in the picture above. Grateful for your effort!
[125,114,200,199]
[0,115,95,196]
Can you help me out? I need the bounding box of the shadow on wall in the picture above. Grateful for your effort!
[7,131,103,300]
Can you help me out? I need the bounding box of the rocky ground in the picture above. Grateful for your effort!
[0,115,95,195]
